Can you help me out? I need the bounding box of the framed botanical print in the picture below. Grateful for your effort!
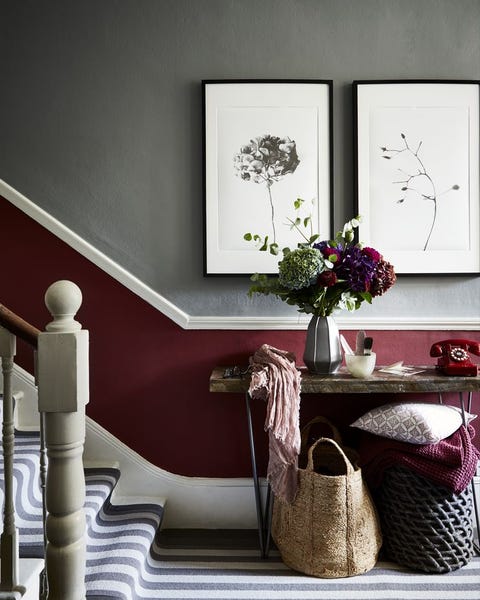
[203,79,333,275]
[354,80,480,275]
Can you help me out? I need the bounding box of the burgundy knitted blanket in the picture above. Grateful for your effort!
[358,424,479,494]
[249,344,301,503]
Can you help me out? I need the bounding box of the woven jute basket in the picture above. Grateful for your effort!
[272,437,382,578]
[375,466,474,573]
[298,416,359,470]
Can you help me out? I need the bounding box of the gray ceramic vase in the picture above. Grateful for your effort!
[303,315,342,374]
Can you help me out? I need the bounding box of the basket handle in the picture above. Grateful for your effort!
[300,416,343,452]
[306,437,355,475]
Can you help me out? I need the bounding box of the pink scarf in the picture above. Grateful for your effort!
[249,344,301,503]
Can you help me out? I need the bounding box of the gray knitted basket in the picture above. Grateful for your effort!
[375,466,474,573]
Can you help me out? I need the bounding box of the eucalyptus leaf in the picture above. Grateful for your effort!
[294,198,304,210]
[259,236,269,251]
[359,291,373,304]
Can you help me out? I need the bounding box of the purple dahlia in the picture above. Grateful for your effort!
[336,246,377,292]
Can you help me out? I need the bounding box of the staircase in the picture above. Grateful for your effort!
[4,407,480,600]
[2,282,480,599]
[1,422,166,599]
[0,281,172,599]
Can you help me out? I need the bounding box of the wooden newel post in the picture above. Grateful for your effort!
[37,281,89,600]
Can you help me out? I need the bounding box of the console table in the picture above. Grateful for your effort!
[209,365,480,557]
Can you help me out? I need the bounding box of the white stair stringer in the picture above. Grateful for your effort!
[0,559,43,600]
[4,363,262,529]
[84,417,261,529]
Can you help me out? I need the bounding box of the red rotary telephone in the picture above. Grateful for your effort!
[430,339,480,376]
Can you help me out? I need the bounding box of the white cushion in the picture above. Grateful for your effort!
[351,402,476,444]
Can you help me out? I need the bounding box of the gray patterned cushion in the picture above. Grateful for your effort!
[351,402,476,444]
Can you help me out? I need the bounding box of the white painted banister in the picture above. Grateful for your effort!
[0,326,25,597]
[37,281,89,600]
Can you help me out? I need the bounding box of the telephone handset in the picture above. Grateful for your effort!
[430,338,480,376]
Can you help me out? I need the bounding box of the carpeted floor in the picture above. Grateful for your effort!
[2,423,479,599]
[140,529,480,600]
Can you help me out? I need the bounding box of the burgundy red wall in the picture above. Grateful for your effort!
[1,195,479,476]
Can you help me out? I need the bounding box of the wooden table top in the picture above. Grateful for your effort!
[209,365,480,394]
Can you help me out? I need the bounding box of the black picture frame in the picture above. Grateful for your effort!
[203,79,333,276]
[353,80,480,275]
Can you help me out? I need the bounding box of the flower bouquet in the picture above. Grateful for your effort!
[247,200,396,317]
[245,199,396,373]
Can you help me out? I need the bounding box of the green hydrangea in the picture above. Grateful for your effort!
[278,247,323,290]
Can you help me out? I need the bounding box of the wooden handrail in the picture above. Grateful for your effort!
[0,304,40,348]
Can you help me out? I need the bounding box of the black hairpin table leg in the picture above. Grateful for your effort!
[245,392,266,558]
[264,483,273,557]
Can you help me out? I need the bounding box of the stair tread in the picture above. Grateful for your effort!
[1,423,167,598]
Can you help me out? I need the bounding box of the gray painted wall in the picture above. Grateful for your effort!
[1,0,479,319]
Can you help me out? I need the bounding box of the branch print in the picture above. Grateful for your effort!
[381,133,459,250]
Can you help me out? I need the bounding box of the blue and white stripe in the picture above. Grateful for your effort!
[1,422,479,599]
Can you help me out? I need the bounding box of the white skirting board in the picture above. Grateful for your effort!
[83,414,262,529]
[3,363,480,530]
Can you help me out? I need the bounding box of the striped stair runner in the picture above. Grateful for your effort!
[1,425,479,599]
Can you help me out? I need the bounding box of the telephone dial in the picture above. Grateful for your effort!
[430,339,480,376]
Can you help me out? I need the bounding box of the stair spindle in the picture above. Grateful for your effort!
[0,327,25,596]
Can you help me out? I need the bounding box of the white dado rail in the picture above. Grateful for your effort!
[1,179,478,332]
[0,281,89,600]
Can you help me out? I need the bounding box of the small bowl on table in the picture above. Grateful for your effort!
[345,352,376,378]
